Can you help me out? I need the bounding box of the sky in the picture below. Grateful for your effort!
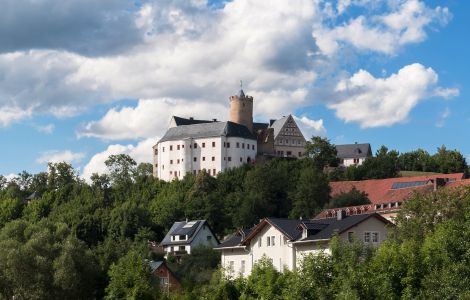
[0,0,469,180]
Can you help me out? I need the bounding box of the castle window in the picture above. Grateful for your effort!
[177,145,180,150]
[193,157,197,162]
[252,145,255,150]
[227,142,230,148]
[212,142,216,147]
[354,158,359,164]
[240,157,242,162]
[155,163,158,167]
[242,143,245,149]
[202,142,206,148]
[182,145,184,149]
[213,169,216,175]
[203,157,206,161]
[208,169,211,175]
[170,171,173,175]
[193,170,197,175]
[170,160,173,164]
[177,159,180,164]
[170,145,173,151]
[228,157,232,162]
[154,149,158,155]
[212,157,215,161]
[162,165,164,170]
[163,147,165,152]
[223,142,226,147]
[194,143,198,148]
[298,152,302,157]
[236,142,240,148]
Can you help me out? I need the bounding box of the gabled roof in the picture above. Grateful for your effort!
[159,121,256,143]
[215,213,390,249]
[171,116,215,126]
[160,219,219,246]
[336,143,372,159]
[269,116,289,139]
[149,260,164,273]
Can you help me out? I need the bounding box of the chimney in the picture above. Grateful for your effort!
[336,210,346,220]
[433,178,446,191]
[212,118,217,122]
[185,218,189,223]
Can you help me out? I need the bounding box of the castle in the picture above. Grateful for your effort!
[152,89,307,181]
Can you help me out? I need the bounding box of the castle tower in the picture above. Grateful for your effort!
[229,88,253,132]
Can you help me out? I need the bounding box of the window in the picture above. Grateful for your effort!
[160,277,169,285]
[258,238,262,247]
[212,141,216,147]
[213,169,216,175]
[193,170,197,175]
[177,159,180,164]
[193,157,197,162]
[177,145,180,150]
[170,160,173,164]
[207,236,212,241]
[208,169,211,175]
[240,157,242,162]
[229,261,234,271]
[283,236,288,245]
[372,232,379,243]
[348,232,354,243]
[179,235,186,240]
[364,232,371,243]
[267,236,271,246]
[354,158,360,164]
[203,157,206,161]
[179,246,185,251]
[170,171,173,175]
[227,142,231,148]
[155,163,158,168]
[202,142,206,148]
[228,157,232,162]
[271,236,275,246]
[170,145,173,151]
[212,157,215,161]
[236,142,240,148]
[252,145,255,150]
[154,149,158,155]
[162,147,165,152]
[242,143,245,149]
[287,151,292,156]
[223,142,226,147]
[298,152,302,157]
[194,143,198,148]
[162,165,164,170]
[241,260,245,274]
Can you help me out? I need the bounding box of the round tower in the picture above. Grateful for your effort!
[229,89,253,132]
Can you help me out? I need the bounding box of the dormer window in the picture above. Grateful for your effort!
[179,235,186,240]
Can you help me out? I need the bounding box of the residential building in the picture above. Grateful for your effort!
[215,213,391,278]
[160,220,219,257]
[336,143,372,167]
[153,89,309,180]
[149,260,181,292]
[316,173,467,220]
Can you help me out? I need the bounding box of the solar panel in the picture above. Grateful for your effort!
[183,221,197,228]
[391,181,429,190]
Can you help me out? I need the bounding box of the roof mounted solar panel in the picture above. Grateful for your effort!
[183,221,197,228]
[391,181,429,190]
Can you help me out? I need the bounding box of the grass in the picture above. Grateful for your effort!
[400,170,440,177]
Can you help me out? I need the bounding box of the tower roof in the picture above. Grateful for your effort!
[239,89,245,98]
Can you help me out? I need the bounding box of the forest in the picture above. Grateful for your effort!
[0,139,468,299]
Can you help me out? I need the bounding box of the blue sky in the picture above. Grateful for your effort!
[0,0,469,179]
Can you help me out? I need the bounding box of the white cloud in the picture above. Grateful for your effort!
[436,107,451,128]
[0,106,32,127]
[294,115,326,138]
[329,63,457,128]
[35,123,55,134]
[81,138,156,181]
[36,150,85,164]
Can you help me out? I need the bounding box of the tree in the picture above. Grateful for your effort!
[105,154,137,188]
[305,136,339,169]
[360,146,400,179]
[0,198,24,227]
[326,187,370,209]
[290,167,330,218]
[433,145,467,174]
[106,250,158,300]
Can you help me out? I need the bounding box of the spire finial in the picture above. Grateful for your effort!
[240,80,243,90]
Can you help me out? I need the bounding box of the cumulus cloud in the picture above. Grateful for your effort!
[0,0,142,56]
[36,150,85,164]
[0,106,32,127]
[0,0,456,131]
[79,99,227,140]
[328,63,456,128]
[82,138,156,181]
[35,123,55,134]
[294,116,326,138]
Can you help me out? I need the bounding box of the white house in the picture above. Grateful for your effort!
[336,143,372,167]
[160,220,219,257]
[215,212,391,278]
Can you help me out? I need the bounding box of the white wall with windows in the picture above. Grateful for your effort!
[154,136,257,181]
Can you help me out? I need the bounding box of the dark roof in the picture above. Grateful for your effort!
[160,219,219,246]
[26,191,40,200]
[336,143,372,159]
[172,116,215,126]
[215,213,390,249]
[149,260,164,273]
[253,122,269,132]
[159,121,256,143]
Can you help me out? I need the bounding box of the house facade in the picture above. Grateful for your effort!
[149,260,181,292]
[336,143,372,167]
[152,89,308,181]
[160,220,219,256]
[215,213,391,278]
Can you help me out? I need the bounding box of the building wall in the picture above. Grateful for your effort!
[229,95,253,132]
[294,241,330,266]
[338,216,389,244]
[221,248,251,278]
[153,264,181,291]
[154,136,257,181]
[340,157,367,167]
[189,224,219,254]
[273,116,306,158]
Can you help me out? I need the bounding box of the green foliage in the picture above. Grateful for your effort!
[0,198,24,227]
[326,187,370,208]
[106,249,159,300]
[305,136,340,169]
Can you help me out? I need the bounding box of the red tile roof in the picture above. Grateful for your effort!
[330,173,464,205]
